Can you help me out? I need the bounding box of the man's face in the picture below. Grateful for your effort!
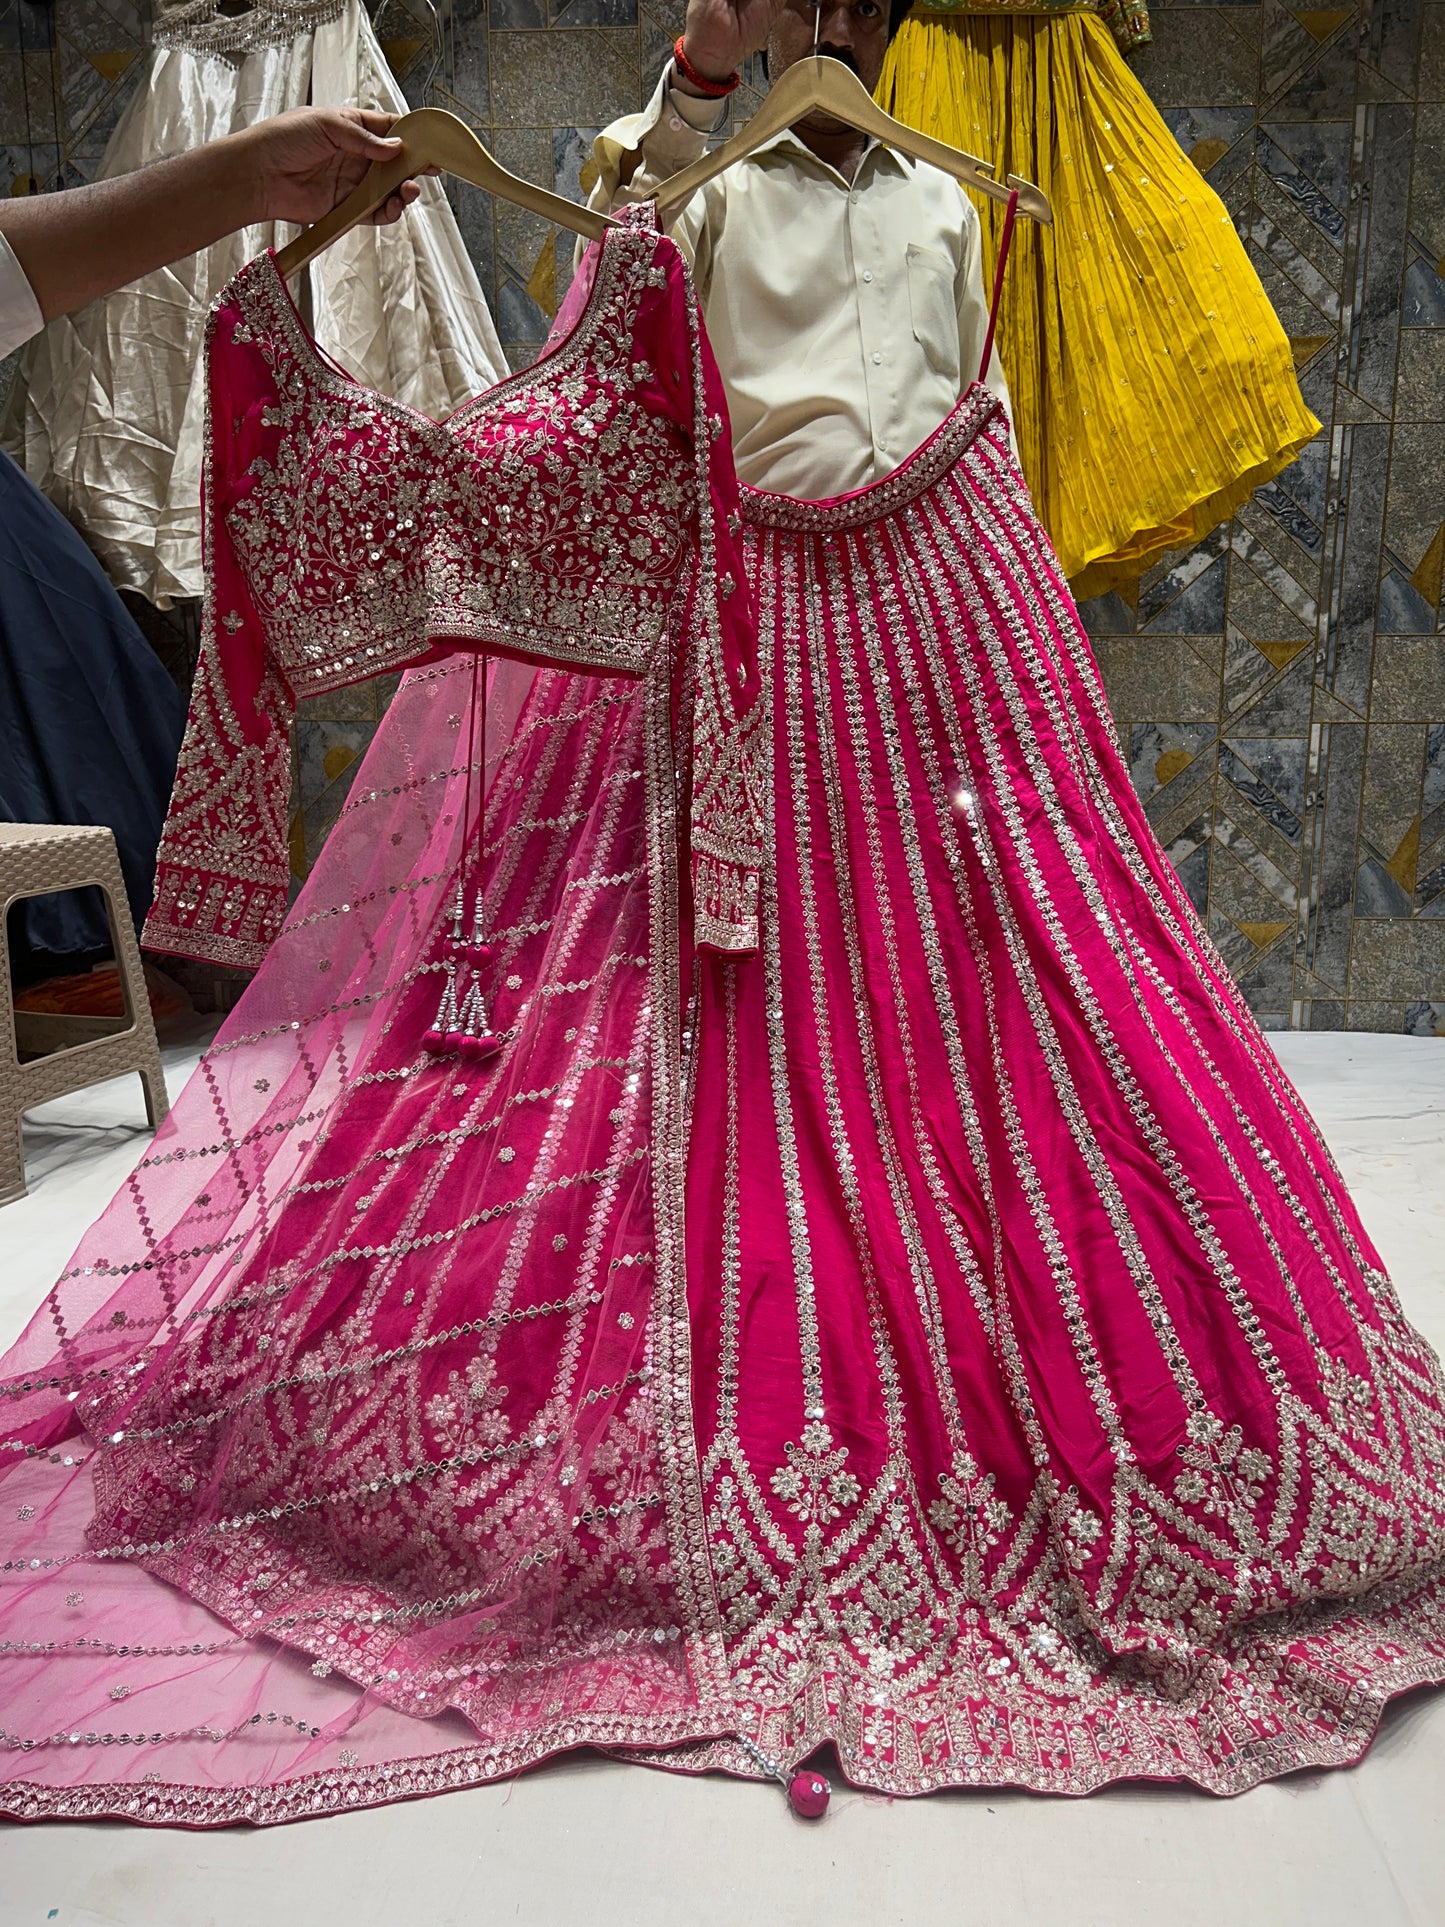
[767,0,891,110]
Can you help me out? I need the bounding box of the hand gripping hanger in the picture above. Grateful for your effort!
[651,54,1052,227]
[275,107,619,281]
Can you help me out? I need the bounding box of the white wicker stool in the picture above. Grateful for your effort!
[0,823,170,1206]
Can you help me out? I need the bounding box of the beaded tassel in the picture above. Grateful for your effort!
[424,878,502,1059]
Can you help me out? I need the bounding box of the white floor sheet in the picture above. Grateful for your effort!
[3,1032,1443,1926]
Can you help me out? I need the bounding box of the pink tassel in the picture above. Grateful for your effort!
[424,884,504,1062]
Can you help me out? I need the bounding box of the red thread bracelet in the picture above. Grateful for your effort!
[672,34,740,97]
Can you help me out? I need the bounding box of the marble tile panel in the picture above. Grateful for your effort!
[1342,105,1414,414]
[1369,637,1445,721]
[1411,102,1445,257]
[1210,835,1299,923]
[1402,249,1445,327]
[553,121,600,200]
[491,0,546,26]
[1141,551,1228,633]
[436,3,489,121]
[1146,769,1221,848]
[1365,0,1425,97]
[1419,844,1445,911]
[1234,955,1293,1025]
[640,2,685,81]
[1355,856,1413,916]
[1167,825,1213,917]
[1248,170,1347,291]
[59,1,142,60]
[1222,627,1276,717]
[1300,720,1366,989]
[491,126,555,281]
[553,0,639,24]
[1208,904,1266,977]
[1359,721,1428,859]
[67,0,146,43]
[1384,425,1445,581]
[1129,721,1218,803]
[489,28,641,127]
[1090,636,1224,723]
[1224,728,1308,810]
[294,719,373,813]
[1270,430,1331,524]
[0,52,59,143]
[445,177,498,318]
[1423,5,1445,98]
[1152,777,1219,855]
[1403,999,1445,1033]
[1320,421,1389,714]
[1350,916,1445,996]
[1226,553,1316,639]
[1424,721,1445,819]
[0,1,54,50]
[1265,37,1361,119]
[1346,999,1405,1029]
[1157,105,1255,174]
[1260,117,1352,205]
[1214,807,1303,901]
[1129,12,1260,107]
[1375,566,1439,634]
[1304,999,1347,1028]
[1296,349,1337,421]
[1255,126,1347,246]
[1393,329,1445,419]
[1076,591,1138,637]
[1239,488,1323,570]
[1245,240,1337,336]
[1219,739,1304,844]
[0,136,59,188]
[299,682,391,724]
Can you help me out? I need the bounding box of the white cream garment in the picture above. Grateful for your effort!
[0,231,43,362]
[4,0,504,606]
[589,65,1012,501]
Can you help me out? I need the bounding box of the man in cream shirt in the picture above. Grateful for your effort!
[588,0,1011,501]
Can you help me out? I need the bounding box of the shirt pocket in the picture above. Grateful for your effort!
[906,243,961,384]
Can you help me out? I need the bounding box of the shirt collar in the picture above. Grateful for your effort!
[750,124,916,183]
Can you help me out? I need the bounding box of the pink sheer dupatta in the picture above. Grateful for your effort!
[0,231,741,1822]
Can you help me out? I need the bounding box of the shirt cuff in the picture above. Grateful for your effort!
[665,67,729,136]
[0,229,43,362]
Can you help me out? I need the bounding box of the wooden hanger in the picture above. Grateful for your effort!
[275,107,620,281]
[652,56,1052,227]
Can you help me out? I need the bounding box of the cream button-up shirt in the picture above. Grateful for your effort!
[0,230,43,363]
[588,65,1012,501]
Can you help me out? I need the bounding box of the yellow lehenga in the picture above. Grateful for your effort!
[880,1,1320,597]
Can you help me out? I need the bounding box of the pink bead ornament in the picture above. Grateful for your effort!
[787,1769,831,1818]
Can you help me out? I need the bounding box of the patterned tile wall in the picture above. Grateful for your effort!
[2,0,1443,1027]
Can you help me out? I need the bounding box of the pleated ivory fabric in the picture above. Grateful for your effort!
[3,0,505,608]
[880,9,1320,595]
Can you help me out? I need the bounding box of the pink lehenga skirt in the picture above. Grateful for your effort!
[3,387,1444,1823]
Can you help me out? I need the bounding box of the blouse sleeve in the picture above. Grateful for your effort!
[142,296,298,968]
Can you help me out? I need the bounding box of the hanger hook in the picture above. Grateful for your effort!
[813,0,820,53]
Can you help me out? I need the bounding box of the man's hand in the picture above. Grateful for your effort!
[239,106,427,229]
[680,0,788,86]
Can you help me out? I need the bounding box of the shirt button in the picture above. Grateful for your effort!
[862,270,873,283]
[871,351,882,365]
